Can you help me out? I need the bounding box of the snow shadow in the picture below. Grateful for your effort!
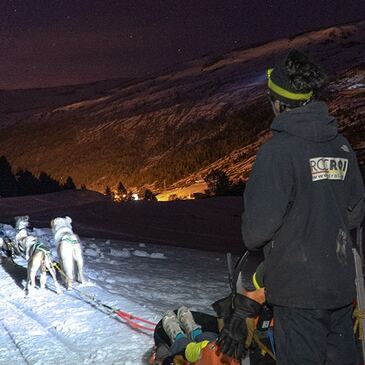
[1,257,27,290]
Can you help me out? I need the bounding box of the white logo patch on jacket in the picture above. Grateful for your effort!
[309,157,348,181]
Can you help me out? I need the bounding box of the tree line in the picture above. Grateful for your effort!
[0,156,76,197]
[104,181,157,202]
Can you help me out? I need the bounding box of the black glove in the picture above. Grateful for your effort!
[211,294,233,320]
[217,294,262,360]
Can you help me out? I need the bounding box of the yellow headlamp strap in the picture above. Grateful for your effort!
[252,271,262,290]
[267,68,313,101]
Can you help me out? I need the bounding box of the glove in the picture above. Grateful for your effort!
[211,294,233,320]
[217,294,262,360]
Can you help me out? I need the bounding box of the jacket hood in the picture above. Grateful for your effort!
[271,102,338,142]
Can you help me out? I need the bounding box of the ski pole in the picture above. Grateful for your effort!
[226,253,234,294]
[353,226,365,360]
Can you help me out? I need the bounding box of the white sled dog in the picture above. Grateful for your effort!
[51,216,85,290]
[14,216,62,295]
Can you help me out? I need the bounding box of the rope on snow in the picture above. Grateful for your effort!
[53,262,157,332]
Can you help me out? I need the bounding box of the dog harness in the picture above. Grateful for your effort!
[62,233,79,245]
[29,241,51,258]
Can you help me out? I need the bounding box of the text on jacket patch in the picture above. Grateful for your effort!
[309,157,348,181]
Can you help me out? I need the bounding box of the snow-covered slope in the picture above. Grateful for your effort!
[0,224,251,365]
[0,21,364,193]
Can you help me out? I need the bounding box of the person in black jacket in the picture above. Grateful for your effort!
[218,50,365,364]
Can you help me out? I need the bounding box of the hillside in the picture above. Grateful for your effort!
[163,64,365,199]
[0,21,364,194]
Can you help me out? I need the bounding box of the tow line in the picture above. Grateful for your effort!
[53,263,157,332]
[74,286,157,332]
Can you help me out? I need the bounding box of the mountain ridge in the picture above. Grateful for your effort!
[0,21,364,195]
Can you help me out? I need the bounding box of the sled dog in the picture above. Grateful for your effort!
[14,216,61,294]
[0,224,15,260]
[26,241,62,295]
[14,216,36,259]
[51,216,85,290]
[0,236,14,260]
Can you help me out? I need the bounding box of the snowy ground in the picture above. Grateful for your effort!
[0,224,250,365]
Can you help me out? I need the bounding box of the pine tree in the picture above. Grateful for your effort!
[104,186,111,196]
[143,189,157,201]
[0,156,17,197]
[204,169,231,196]
[229,179,246,196]
[16,169,40,196]
[38,172,62,193]
[63,176,76,190]
[117,181,127,195]
[116,181,127,201]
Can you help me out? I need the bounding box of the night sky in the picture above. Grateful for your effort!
[1,0,364,90]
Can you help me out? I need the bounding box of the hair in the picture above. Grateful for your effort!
[285,50,327,96]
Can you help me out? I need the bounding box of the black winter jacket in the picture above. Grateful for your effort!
[241,102,365,309]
